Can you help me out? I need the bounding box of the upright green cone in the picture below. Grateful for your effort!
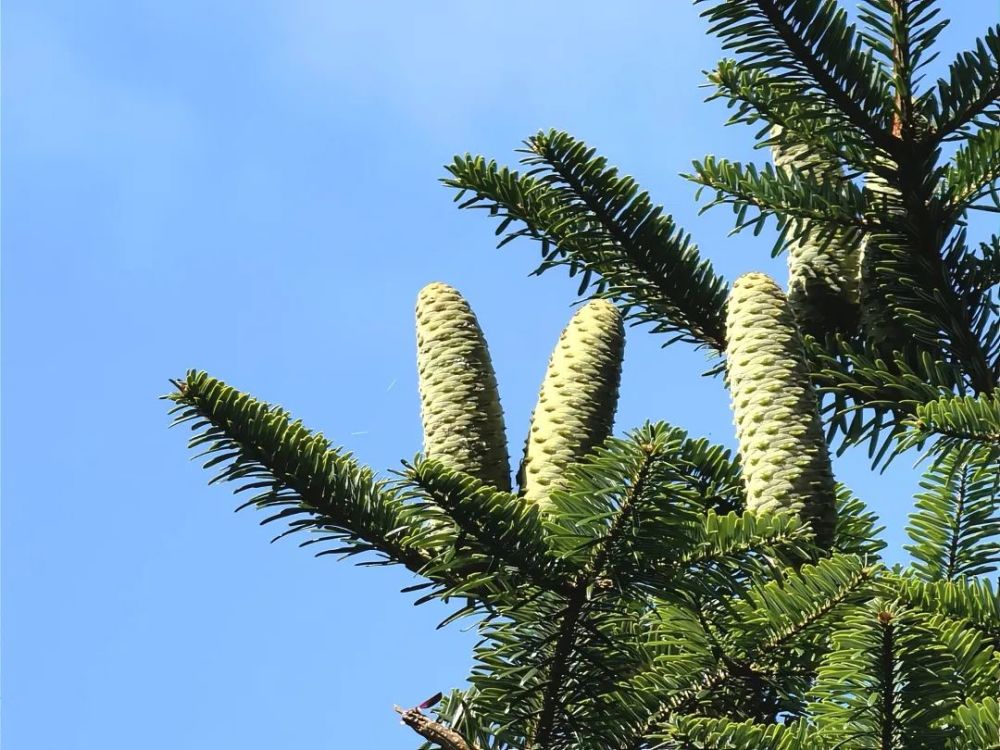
[770,128,860,337]
[858,167,910,356]
[726,272,836,548]
[416,282,511,492]
[520,299,625,510]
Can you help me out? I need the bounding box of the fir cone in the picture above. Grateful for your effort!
[416,282,511,491]
[726,272,837,548]
[521,299,625,510]
[858,236,909,353]
[770,127,860,337]
[859,164,910,356]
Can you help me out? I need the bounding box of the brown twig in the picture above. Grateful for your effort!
[394,706,481,750]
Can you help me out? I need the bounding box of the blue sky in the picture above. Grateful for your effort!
[3,2,996,748]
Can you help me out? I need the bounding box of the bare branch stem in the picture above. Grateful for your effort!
[395,706,481,750]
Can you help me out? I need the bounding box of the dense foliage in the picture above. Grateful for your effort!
[165,2,999,748]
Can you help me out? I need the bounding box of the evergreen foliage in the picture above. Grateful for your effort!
[165,2,999,748]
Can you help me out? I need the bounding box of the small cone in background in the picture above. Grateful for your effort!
[521,299,625,510]
[858,162,910,356]
[725,272,837,549]
[416,282,511,492]
[770,127,860,337]
[859,235,909,353]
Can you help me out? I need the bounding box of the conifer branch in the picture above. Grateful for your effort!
[944,126,1000,212]
[886,0,917,144]
[689,155,867,236]
[395,705,481,750]
[521,131,729,351]
[585,442,656,579]
[528,592,587,750]
[530,444,658,750]
[758,0,894,155]
[927,24,1000,141]
[699,0,898,155]
[889,575,1000,644]
[405,459,577,596]
[165,372,434,573]
[638,557,874,741]
[444,134,730,352]
[878,612,897,750]
[905,448,1000,581]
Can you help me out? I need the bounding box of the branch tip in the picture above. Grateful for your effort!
[393,705,479,750]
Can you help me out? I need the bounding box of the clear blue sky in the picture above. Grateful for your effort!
[3,2,996,748]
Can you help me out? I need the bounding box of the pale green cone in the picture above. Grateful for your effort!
[859,108,930,358]
[726,272,836,548]
[521,299,625,510]
[858,236,909,353]
[416,282,511,491]
[858,162,910,354]
[770,128,860,336]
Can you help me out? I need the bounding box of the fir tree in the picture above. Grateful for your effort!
[165,2,1000,748]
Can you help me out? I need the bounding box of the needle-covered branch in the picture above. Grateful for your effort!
[689,155,867,242]
[696,0,896,154]
[444,131,730,352]
[637,556,876,743]
[924,23,1000,140]
[165,371,436,573]
[404,458,575,596]
[899,392,1000,463]
[905,448,1000,581]
[943,126,1000,213]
